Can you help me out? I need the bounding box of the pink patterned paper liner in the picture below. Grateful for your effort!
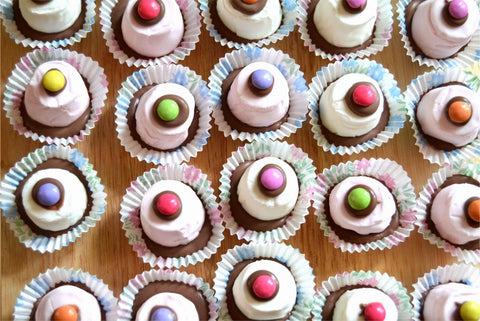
[2,47,108,145]
[313,158,416,253]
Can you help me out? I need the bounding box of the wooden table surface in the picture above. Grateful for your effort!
[1,1,479,319]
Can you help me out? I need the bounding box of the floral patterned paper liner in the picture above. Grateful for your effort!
[219,139,316,242]
[3,47,108,146]
[397,0,480,69]
[312,270,412,320]
[296,0,393,60]
[118,269,218,321]
[411,263,480,321]
[200,0,297,49]
[120,163,224,268]
[313,157,416,253]
[209,46,308,141]
[13,267,117,321]
[213,242,315,321]
[0,0,95,48]
[404,67,480,165]
[415,160,480,264]
[308,58,406,155]
[0,145,107,253]
[115,64,211,165]
[100,0,201,68]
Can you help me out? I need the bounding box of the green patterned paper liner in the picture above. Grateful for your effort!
[313,158,416,253]
[120,163,224,268]
[0,145,107,253]
[219,139,316,242]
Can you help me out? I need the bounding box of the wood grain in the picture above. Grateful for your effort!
[1,1,479,319]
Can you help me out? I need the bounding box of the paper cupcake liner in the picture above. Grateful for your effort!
[100,0,201,68]
[115,64,211,165]
[200,0,297,49]
[411,263,480,321]
[213,242,316,320]
[397,0,480,69]
[0,145,107,253]
[219,139,316,242]
[3,48,108,146]
[415,160,480,264]
[296,0,393,60]
[308,59,406,155]
[311,270,412,320]
[404,68,480,165]
[313,157,416,253]
[118,269,218,321]
[120,163,224,268]
[209,47,308,141]
[13,267,117,320]
[0,0,95,48]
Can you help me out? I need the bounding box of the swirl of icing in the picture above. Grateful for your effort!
[140,180,205,247]
[232,260,297,320]
[135,292,199,321]
[227,62,289,128]
[19,0,82,33]
[237,156,299,221]
[329,176,396,235]
[24,61,89,127]
[416,84,480,147]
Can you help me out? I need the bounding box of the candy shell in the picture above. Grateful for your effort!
[36,182,61,207]
[250,69,274,91]
[352,85,376,107]
[137,0,161,20]
[53,305,78,321]
[448,100,472,125]
[242,0,259,3]
[156,192,181,216]
[346,0,366,9]
[252,274,278,300]
[364,302,386,321]
[347,187,372,211]
[260,167,284,191]
[449,0,469,20]
[467,198,480,223]
[460,301,480,321]
[42,69,66,93]
[157,99,180,122]
[151,307,176,321]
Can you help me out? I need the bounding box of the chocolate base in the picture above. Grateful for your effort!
[321,285,377,320]
[126,84,200,152]
[131,281,209,320]
[221,69,289,134]
[14,158,93,238]
[13,0,87,42]
[426,174,480,250]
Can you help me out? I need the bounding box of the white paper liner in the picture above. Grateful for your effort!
[411,263,480,321]
[219,139,316,242]
[415,160,480,264]
[308,59,406,155]
[115,64,211,165]
[118,269,218,321]
[120,163,224,268]
[404,67,480,165]
[199,0,297,49]
[213,242,316,320]
[311,270,412,320]
[3,48,108,146]
[296,0,393,60]
[0,0,95,48]
[100,0,201,68]
[13,267,117,321]
[313,157,416,253]
[209,47,308,141]
[397,0,480,69]
[0,145,107,253]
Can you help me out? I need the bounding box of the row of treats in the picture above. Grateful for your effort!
[1,0,480,320]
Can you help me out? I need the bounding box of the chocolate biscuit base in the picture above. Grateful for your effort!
[14,158,93,238]
[127,84,200,152]
[426,174,480,250]
[13,0,87,42]
[321,285,381,320]
[131,280,209,320]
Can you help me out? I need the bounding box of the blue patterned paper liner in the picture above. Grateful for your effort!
[397,0,480,69]
[209,47,308,141]
[308,58,406,155]
[415,160,480,264]
[0,0,95,48]
[313,157,416,253]
[118,269,218,321]
[115,64,211,165]
[312,270,412,320]
[213,242,315,321]
[404,68,480,165]
[13,267,117,320]
[0,145,107,253]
